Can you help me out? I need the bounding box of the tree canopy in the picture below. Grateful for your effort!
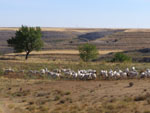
[78,43,99,62]
[7,25,44,60]
[112,52,132,62]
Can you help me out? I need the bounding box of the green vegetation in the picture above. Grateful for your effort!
[112,52,132,62]
[78,43,99,62]
[7,25,44,60]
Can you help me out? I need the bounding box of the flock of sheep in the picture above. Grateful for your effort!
[3,67,150,80]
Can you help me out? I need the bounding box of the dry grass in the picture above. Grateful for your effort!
[6,49,123,56]
[0,78,150,113]
[125,29,150,32]
[0,51,150,112]
[0,27,102,32]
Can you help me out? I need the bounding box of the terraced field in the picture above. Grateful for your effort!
[1,28,150,54]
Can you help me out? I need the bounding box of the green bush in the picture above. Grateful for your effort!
[78,43,99,62]
[112,52,132,62]
[0,69,4,75]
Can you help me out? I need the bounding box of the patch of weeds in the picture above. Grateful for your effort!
[86,107,99,113]
[50,111,59,113]
[70,111,78,113]
[8,104,15,109]
[64,91,71,95]
[108,98,117,103]
[54,96,60,101]
[134,111,140,113]
[116,101,128,109]
[147,98,150,104]
[15,108,27,113]
[66,97,73,103]
[0,69,4,75]
[134,95,146,101]
[123,97,133,102]
[53,106,63,111]
[134,93,150,101]
[22,99,26,103]
[59,100,65,104]
[54,90,64,96]
[99,84,101,87]
[144,111,150,113]
[104,104,115,110]
[69,105,80,111]
[35,99,50,105]
[26,105,36,112]
[36,92,50,97]
[12,90,30,97]
[28,101,34,105]
[90,89,95,93]
[38,106,49,112]
[8,87,11,90]
[144,89,147,92]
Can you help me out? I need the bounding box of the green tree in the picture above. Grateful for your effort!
[78,43,99,62]
[7,25,44,60]
[112,52,132,62]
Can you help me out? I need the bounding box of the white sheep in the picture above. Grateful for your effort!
[40,69,46,75]
[4,68,14,74]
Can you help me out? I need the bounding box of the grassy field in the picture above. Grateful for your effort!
[1,50,150,113]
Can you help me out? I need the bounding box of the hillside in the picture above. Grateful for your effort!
[0,28,150,54]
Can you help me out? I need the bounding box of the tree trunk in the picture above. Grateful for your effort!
[25,51,30,60]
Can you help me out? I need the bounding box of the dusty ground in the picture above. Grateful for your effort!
[0,78,150,113]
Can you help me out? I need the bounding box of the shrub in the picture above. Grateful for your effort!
[112,52,132,62]
[64,91,71,95]
[134,95,146,101]
[54,96,60,101]
[78,43,99,62]
[144,111,150,113]
[129,82,134,87]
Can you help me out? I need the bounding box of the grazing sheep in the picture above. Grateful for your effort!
[4,68,15,74]
[140,69,150,78]
[100,70,108,78]
[127,71,138,78]
[48,72,61,79]
[131,67,136,71]
[40,69,46,75]
[53,69,61,73]
[18,70,25,73]
[8,66,150,81]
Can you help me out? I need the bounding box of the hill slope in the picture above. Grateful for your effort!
[0,28,150,54]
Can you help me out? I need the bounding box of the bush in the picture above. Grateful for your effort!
[78,43,99,62]
[129,82,134,87]
[112,52,132,62]
[0,69,4,75]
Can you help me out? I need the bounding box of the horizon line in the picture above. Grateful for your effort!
[0,27,150,29]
